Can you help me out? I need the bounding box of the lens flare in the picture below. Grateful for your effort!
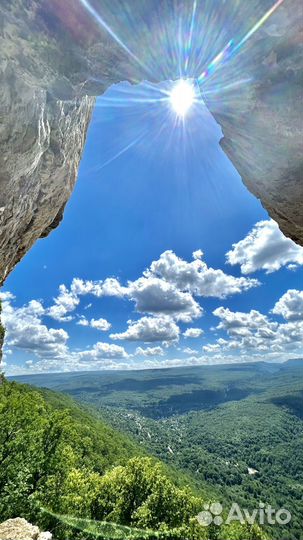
[78,0,151,76]
[198,0,285,83]
[170,80,195,117]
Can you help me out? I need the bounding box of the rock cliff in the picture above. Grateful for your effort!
[0,0,302,286]
[0,518,51,540]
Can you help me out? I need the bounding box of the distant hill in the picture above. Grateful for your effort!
[11,360,303,418]
[1,379,267,540]
[11,361,303,540]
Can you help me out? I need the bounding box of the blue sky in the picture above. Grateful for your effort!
[1,81,302,374]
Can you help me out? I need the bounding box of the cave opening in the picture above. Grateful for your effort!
[0,1,302,538]
[2,76,302,376]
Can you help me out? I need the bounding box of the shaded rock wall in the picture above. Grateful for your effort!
[0,78,94,282]
[0,0,302,284]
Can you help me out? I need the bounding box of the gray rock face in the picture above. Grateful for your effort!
[0,77,94,282]
[0,518,52,540]
[203,0,303,245]
[0,0,302,287]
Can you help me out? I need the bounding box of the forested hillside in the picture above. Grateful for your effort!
[15,360,303,540]
[0,379,266,540]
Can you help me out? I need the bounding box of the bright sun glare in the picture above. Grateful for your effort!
[169,79,195,117]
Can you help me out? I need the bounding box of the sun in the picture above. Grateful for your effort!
[169,79,195,117]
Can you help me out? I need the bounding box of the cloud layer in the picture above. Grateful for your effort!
[110,316,180,343]
[202,290,303,358]
[1,239,302,374]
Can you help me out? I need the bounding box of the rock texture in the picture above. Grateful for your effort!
[0,81,94,283]
[0,0,302,286]
[203,0,303,246]
[0,518,52,540]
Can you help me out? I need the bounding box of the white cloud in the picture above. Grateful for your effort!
[77,317,89,327]
[1,297,69,360]
[110,316,180,343]
[135,346,164,357]
[6,240,298,373]
[272,289,303,321]
[147,250,259,298]
[79,341,128,361]
[90,318,111,331]
[203,343,221,353]
[213,306,277,337]
[126,276,202,322]
[46,277,126,322]
[0,294,127,373]
[47,284,79,322]
[226,220,303,274]
[183,327,204,338]
[193,249,203,260]
[3,289,301,375]
[70,278,97,296]
[43,249,258,329]
[203,301,303,358]
[183,347,199,355]
[70,277,126,298]
[0,291,15,301]
[100,278,127,297]
[77,316,111,331]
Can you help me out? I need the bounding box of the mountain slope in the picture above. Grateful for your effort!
[0,379,265,540]
[15,361,303,540]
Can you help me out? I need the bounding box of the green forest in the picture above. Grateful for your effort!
[13,360,303,540]
[0,378,268,540]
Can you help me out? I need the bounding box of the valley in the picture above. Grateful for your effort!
[13,359,303,540]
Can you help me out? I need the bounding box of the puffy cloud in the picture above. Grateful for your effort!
[183,347,199,355]
[0,291,15,301]
[44,249,258,327]
[48,277,126,323]
[91,318,112,331]
[79,342,128,361]
[147,250,259,298]
[1,294,127,373]
[203,343,221,353]
[203,301,303,357]
[193,249,203,260]
[110,316,180,343]
[126,276,202,322]
[272,289,303,321]
[47,284,79,322]
[213,306,277,337]
[71,277,127,298]
[1,297,69,360]
[77,317,89,327]
[77,316,111,331]
[226,220,303,274]
[101,278,127,297]
[135,346,164,357]
[70,278,97,296]
[183,327,204,338]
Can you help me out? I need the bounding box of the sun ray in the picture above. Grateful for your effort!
[184,0,197,73]
[197,0,285,84]
[198,40,233,82]
[94,133,146,170]
[78,0,152,76]
[234,0,285,53]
